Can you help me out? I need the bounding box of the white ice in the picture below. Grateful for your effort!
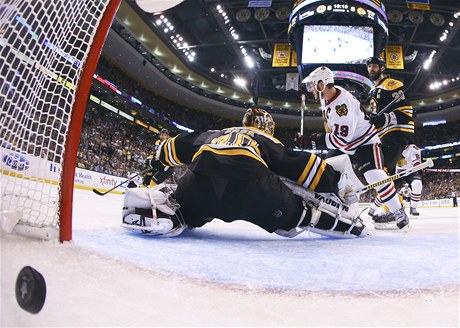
[1,188,459,327]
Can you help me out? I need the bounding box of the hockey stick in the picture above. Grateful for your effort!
[426,168,460,173]
[374,64,423,116]
[356,158,433,194]
[92,168,151,196]
[300,94,306,135]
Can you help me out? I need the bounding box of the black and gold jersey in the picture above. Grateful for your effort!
[156,126,341,193]
[369,77,414,139]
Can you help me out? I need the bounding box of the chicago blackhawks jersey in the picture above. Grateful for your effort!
[156,126,340,193]
[399,185,411,198]
[369,77,414,139]
[321,86,380,155]
[396,144,422,173]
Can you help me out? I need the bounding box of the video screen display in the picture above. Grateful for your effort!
[301,25,374,64]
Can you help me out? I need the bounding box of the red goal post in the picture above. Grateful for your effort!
[0,0,121,242]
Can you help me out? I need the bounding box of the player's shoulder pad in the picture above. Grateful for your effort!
[380,78,403,91]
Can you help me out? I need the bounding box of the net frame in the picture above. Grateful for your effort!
[0,0,121,242]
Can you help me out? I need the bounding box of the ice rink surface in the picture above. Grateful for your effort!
[1,188,459,327]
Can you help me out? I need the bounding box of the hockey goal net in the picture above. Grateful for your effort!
[0,0,121,241]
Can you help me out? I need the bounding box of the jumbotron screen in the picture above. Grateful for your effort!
[301,25,374,64]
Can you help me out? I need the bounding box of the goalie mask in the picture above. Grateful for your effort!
[242,108,275,136]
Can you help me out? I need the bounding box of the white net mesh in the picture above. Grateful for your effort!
[0,0,112,238]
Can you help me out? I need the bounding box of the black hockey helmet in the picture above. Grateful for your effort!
[366,57,385,67]
[160,128,169,135]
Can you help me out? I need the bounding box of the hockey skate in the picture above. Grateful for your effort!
[394,208,410,230]
[410,207,420,216]
[373,208,410,231]
[372,211,398,230]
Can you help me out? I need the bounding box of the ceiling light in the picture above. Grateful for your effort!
[244,56,255,68]
[234,77,246,87]
[423,58,432,69]
[155,19,162,25]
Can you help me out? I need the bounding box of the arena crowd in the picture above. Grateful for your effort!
[76,57,460,201]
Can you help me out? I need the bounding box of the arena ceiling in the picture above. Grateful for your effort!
[124,0,460,103]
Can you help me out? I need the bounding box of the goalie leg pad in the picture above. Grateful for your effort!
[281,179,359,220]
[302,207,370,238]
[122,210,187,237]
[122,184,187,237]
[325,154,364,189]
[123,188,152,209]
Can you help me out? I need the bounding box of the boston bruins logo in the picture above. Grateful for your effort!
[388,80,397,88]
[335,104,348,116]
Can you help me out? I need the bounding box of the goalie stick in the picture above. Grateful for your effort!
[356,158,433,194]
[92,167,151,196]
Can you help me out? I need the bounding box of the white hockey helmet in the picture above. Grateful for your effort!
[304,66,335,93]
[242,107,275,136]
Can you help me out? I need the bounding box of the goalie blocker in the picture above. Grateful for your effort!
[121,182,369,239]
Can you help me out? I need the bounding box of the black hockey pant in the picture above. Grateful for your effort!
[174,170,306,233]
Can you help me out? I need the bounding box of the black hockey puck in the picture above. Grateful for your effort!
[15,266,46,314]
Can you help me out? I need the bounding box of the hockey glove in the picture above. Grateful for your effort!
[144,156,163,172]
[369,112,390,129]
[295,132,325,150]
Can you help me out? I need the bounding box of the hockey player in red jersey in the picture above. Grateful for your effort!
[296,66,410,230]
[122,107,368,238]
